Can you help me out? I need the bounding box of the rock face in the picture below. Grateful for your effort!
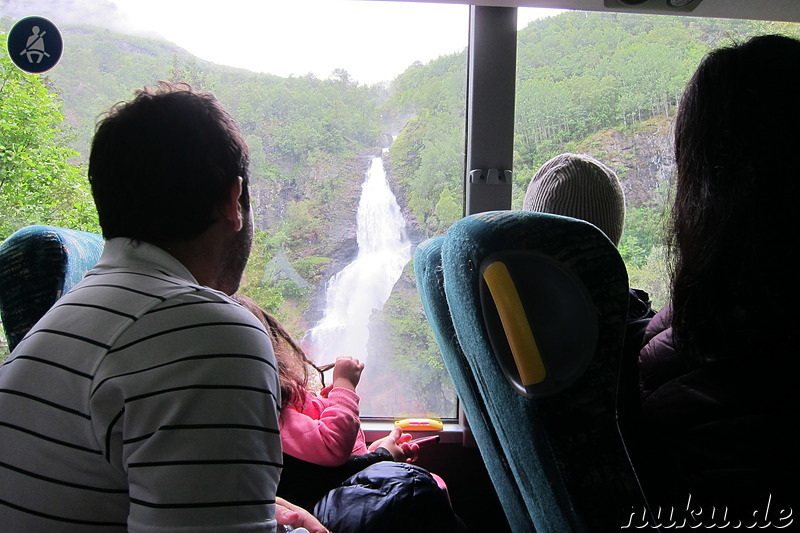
[250,158,365,252]
[576,115,675,208]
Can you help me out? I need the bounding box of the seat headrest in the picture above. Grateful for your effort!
[441,210,627,399]
[0,225,104,351]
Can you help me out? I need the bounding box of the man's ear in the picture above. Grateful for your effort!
[221,177,244,232]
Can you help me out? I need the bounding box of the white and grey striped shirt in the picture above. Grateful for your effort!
[0,238,282,532]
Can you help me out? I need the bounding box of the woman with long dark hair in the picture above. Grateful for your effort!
[637,34,800,518]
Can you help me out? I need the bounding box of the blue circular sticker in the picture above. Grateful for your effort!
[7,16,63,74]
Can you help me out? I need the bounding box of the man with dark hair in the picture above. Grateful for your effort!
[0,83,325,532]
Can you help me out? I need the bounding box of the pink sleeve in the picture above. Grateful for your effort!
[279,387,365,466]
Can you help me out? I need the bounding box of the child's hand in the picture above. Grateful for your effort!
[367,427,420,463]
[330,356,364,392]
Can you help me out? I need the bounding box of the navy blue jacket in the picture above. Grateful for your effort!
[313,462,466,533]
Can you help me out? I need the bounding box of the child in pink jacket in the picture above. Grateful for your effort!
[280,354,416,466]
[233,295,447,510]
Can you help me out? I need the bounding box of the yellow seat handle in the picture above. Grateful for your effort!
[482,261,546,386]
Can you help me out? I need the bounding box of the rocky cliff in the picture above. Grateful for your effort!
[575,114,675,208]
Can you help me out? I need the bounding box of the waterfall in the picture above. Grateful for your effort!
[305,153,411,363]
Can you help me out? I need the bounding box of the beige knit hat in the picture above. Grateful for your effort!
[523,153,625,245]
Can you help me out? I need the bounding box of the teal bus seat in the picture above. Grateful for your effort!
[0,225,105,352]
[415,236,533,531]
[416,211,649,532]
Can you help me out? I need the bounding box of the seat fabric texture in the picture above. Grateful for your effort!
[0,225,104,352]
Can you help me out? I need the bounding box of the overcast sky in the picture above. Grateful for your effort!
[105,0,563,85]
[2,0,564,84]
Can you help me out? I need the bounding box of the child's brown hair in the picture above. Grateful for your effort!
[233,294,330,408]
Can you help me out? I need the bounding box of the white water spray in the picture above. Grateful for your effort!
[306,154,411,362]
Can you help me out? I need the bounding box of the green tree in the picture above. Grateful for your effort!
[627,244,670,311]
[618,205,665,268]
[169,55,211,91]
[0,44,98,240]
[428,188,462,235]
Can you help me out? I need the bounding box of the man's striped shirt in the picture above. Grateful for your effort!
[0,238,282,532]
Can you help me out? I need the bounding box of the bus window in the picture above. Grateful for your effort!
[0,0,471,420]
[513,8,800,311]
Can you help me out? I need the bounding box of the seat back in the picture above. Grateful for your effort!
[416,211,647,532]
[415,237,533,531]
[0,225,104,352]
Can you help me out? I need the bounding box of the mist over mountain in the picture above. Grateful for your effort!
[1,0,162,38]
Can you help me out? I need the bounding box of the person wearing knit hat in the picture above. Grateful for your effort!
[523,152,625,246]
[523,152,656,394]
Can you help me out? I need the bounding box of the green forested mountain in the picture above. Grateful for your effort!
[16,20,385,327]
[6,12,797,309]
[2,10,799,411]
[367,13,799,414]
[387,12,799,224]
[382,12,799,308]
